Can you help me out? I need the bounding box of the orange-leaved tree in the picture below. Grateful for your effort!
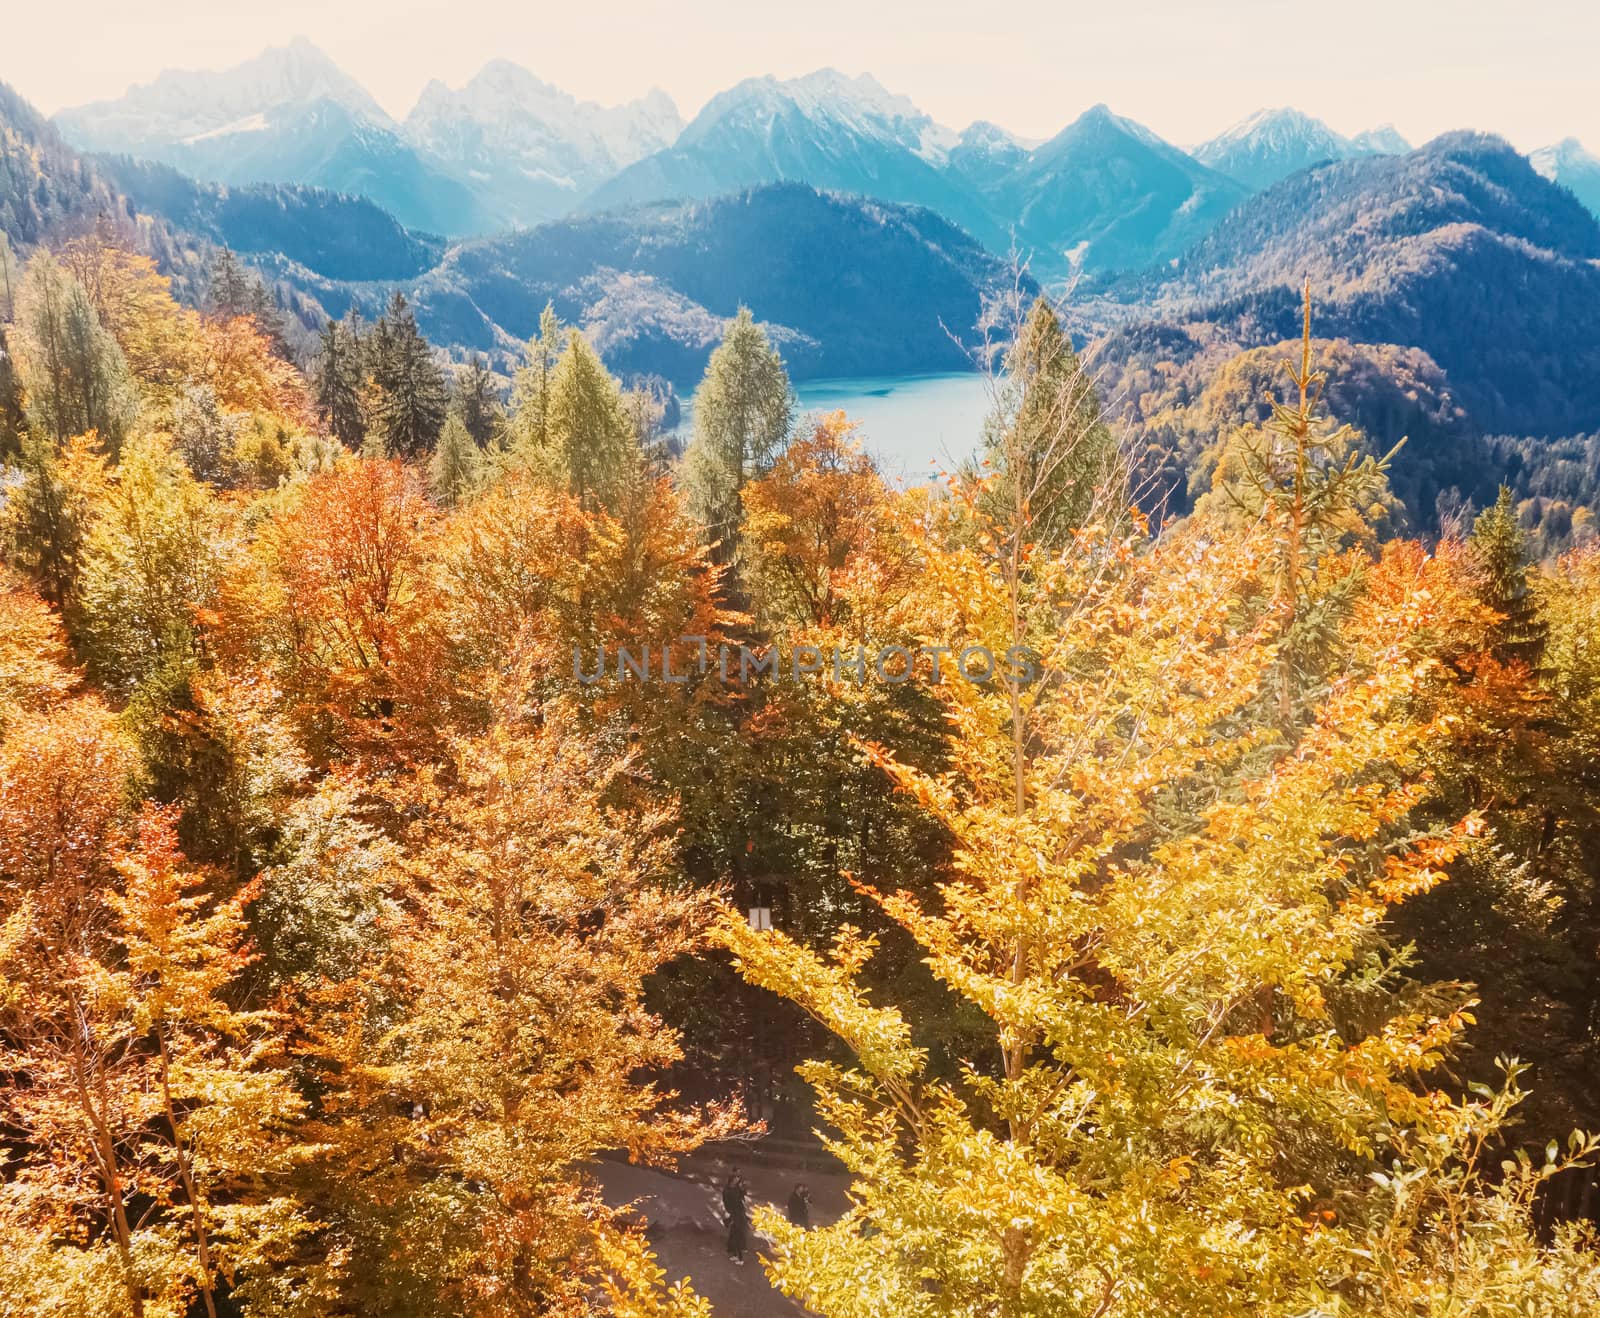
[298,687,741,1317]
[220,455,452,766]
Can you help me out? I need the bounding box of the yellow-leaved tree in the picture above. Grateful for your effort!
[717,295,1600,1316]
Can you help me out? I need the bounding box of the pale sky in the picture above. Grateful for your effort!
[6,0,1595,153]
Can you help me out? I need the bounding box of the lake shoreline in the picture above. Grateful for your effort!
[677,371,993,479]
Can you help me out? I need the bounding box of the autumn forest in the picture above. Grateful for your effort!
[4,196,1600,1318]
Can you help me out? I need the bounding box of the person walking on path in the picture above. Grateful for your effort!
[786,1183,812,1229]
[723,1170,750,1265]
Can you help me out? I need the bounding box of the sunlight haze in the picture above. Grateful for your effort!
[8,0,1595,152]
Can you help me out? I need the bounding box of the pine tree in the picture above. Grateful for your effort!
[451,352,501,446]
[246,280,291,359]
[76,434,221,695]
[682,307,792,561]
[312,317,366,449]
[1470,485,1546,667]
[981,296,1119,549]
[3,430,107,610]
[429,413,479,507]
[509,303,564,452]
[208,248,252,319]
[370,292,447,458]
[0,230,17,321]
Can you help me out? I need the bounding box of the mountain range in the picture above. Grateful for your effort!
[4,75,1023,387]
[12,44,1600,522]
[52,37,680,236]
[55,38,1556,279]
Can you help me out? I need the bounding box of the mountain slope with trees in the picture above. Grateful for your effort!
[989,103,1247,274]
[403,183,1027,381]
[93,154,445,282]
[7,140,1600,1312]
[1100,133,1600,468]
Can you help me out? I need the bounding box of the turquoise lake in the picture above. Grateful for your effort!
[679,372,993,480]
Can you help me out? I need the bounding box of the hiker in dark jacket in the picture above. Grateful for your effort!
[786,1182,812,1229]
[723,1171,750,1263]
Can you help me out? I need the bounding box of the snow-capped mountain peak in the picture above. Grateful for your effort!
[401,62,683,225]
[1531,137,1600,180]
[1193,106,1398,192]
[957,120,1032,151]
[404,61,680,159]
[1196,107,1346,169]
[56,35,392,149]
[1204,106,1336,151]
[1529,138,1600,221]
[680,68,951,158]
[1352,123,1411,155]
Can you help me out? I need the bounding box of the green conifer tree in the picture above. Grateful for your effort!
[1205,280,1399,726]
[682,307,792,562]
[4,429,100,608]
[312,318,366,450]
[208,248,253,319]
[981,297,1119,549]
[0,231,17,321]
[451,352,501,447]
[14,253,136,451]
[370,292,447,458]
[0,325,25,460]
[1471,486,1547,667]
[429,413,479,507]
[76,435,220,695]
[509,303,564,452]
[546,330,637,511]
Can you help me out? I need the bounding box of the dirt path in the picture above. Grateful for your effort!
[594,1149,850,1316]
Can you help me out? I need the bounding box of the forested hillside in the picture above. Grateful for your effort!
[1,80,210,299]
[1095,133,1600,533]
[94,154,445,282]
[406,184,1025,379]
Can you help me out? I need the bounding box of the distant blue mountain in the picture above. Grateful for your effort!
[53,38,680,237]
[1531,138,1600,221]
[583,79,1247,275]
[55,40,486,235]
[1194,107,1410,193]
[988,105,1247,274]
[51,44,1600,286]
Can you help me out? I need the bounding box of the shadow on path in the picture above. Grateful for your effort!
[594,1148,851,1317]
